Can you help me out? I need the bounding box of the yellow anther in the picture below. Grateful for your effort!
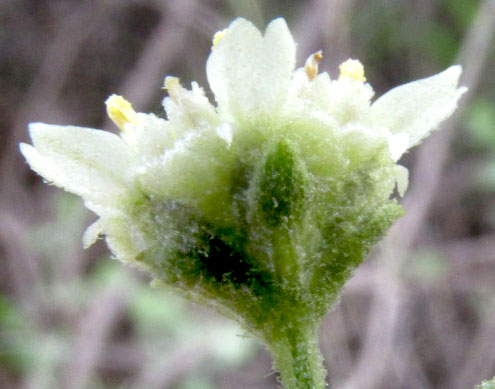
[163,76,182,101]
[338,59,366,82]
[212,28,228,49]
[304,50,323,80]
[105,95,137,131]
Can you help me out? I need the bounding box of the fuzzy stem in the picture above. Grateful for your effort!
[268,324,327,389]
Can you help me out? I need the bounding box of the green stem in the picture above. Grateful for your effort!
[268,324,327,389]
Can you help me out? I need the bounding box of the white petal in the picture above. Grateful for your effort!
[206,18,296,121]
[394,165,409,197]
[29,123,131,173]
[83,218,104,248]
[285,69,332,111]
[207,19,262,117]
[388,132,410,161]
[215,122,233,146]
[371,66,466,154]
[121,113,175,160]
[21,123,131,202]
[162,80,219,130]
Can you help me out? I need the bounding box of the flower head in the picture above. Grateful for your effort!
[20,18,465,338]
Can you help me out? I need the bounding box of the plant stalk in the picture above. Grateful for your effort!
[268,323,327,389]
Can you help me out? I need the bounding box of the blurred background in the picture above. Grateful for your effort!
[1,0,495,388]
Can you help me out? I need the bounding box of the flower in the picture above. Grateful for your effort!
[20,18,465,382]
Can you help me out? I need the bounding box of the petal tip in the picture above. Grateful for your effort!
[447,64,462,77]
[83,219,104,249]
[264,16,293,42]
[19,142,34,158]
[442,65,464,87]
[227,17,259,33]
[266,17,289,30]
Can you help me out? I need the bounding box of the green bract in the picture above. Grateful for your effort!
[21,18,465,388]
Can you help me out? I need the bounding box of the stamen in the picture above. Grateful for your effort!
[163,76,182,101]
[338,59,366,82]
[105,95,137,131]
[212,28,228,49]
[304,51,323,80]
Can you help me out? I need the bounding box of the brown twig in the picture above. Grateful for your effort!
[61,281,136,389]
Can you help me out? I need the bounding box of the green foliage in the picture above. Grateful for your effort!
[407,249,447,284]
[129,284,191,335]
[466,99,495,151]
[0,295,36,372]
[179,375,214,389]
[442,0,480,30]
[477,161,495,191]
[352,0,477,79]
[426,23,459,66]
[462,98,495,193]
[475,377,495,389]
